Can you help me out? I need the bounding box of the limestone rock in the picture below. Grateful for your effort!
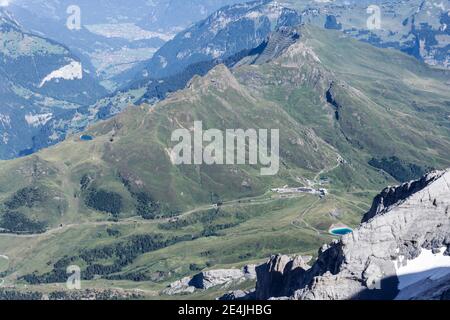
[164,265,257,296]
[255,255,310,300]
[218,290,256,301]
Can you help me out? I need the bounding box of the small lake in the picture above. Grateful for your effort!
[80,135,94,141]
[330,228,353,236]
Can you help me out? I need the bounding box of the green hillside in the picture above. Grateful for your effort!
[0,26,449,298]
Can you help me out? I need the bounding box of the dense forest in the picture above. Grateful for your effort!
[0,211,46,234]
[369,156,428,182]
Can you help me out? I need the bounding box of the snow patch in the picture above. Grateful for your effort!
[39,61,83,88]
[0,114,11,128]
[177,50,191,60]
[204,46,224,59]
[1,133,9,144]
[25,113,53,127]
[159,56,168,69]
[395,247,450,290]
[245,11,262,19]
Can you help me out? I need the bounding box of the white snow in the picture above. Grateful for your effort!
[1,133,9,144]
[0,114,11,128]
[177,50,191,60]
[203,46,223,58]
[159,56,168,69]
[39,61,83,88]
[395,247,450,290]
[25,113,53,127]
[245,11,262,19]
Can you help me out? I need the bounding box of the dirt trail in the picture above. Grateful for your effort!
[0,193,305,240]
[291,198,323,236]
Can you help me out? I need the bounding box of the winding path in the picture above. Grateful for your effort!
[0,193,305,239]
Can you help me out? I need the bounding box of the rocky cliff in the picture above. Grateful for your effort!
[164,266,257,296]
[236,169,450,300]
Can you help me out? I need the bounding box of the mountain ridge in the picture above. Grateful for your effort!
[0,25,449,299]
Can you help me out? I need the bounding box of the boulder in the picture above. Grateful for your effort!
[164,265,257,295]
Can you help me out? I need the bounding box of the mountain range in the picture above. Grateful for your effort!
[298,0,450,70]
[56,0,450,157]
[6,0,245,88]
[1,0,448,161]
[0,23,449,299]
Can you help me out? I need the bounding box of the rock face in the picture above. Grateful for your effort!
[191,267,256,290]
[249,170,450,300]
[255,255,310,300]
[163,265,256,296]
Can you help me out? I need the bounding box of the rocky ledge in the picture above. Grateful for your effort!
[225,169,450,300]
[163,265,256,296]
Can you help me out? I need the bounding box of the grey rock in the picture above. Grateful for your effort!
[190,268,251,290]
[255,255,310,300]
[162,277,195,295]
[441,287,450,300]
[218,290,256,301]
[164,265,257,295]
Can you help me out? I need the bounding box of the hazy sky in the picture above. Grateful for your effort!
[0,0,11,7]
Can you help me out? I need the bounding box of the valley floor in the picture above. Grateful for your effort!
[0,186,373,299]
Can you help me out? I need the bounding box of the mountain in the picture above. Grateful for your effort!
[34,0,449,163]
[243,169,450,300]
[6,0,447,134]
[66,0,450,148]
[117,0,450,89]
[0,10,106,159]
[7,0,245,89]
[0,25,449,298]
[0,1,286,160]
[284,0,450,70]
[119,0,301,84]
[49,0,303,143]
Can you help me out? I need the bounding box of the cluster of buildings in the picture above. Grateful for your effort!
[271,186,328,198]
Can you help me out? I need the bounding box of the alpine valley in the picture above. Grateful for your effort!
[0,21,449,299]
[0,0,449,301]
[2,0,449,160]
[0,9,106,160]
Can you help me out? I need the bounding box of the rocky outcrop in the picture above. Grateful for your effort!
[255,255,311,300]
[362,171,444,223]
[243,170,450,300]
[250,27,301,65]
[191,267,256,290]
[219,290,255,301]
[163,265,256,296]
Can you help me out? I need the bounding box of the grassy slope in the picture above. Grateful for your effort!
[0,26,449,298]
